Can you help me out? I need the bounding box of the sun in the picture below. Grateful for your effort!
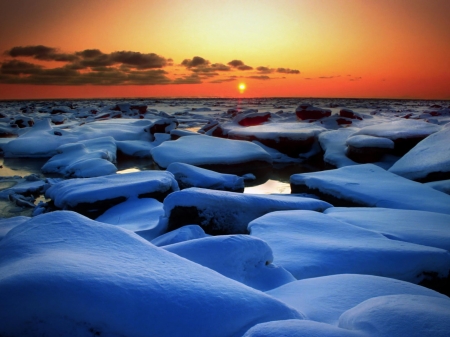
[238,83,246,93]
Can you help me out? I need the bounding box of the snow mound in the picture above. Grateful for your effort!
[290,164,450,215]
[164,235,295,291]
[267,274,446,325]
[339,295,450,336]
[248,210,450,282]
[388,126,450,182]
[163,188,332,234]
[151,224,209,247]
[325,207,450,251]
[167,162,244,192]
[0,211,302,337]
[42,136,117,178]
[0,216,30,240]
[346,135,394,149]
[116,133,170,158]
[318,129,358,168]
[95,197,165,241]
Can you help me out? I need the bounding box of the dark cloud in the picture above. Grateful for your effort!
[228,60,253,71]
[319,75,340,79]
[210,78,237,84]
[110,51,167,69]
[6,45,78,62]
[173,74,202,84]
[247,75,271,80]
[256,66,274,74]
[0,60,43,75]
[181,56,210,68]
[277,68,300,74]
[349,77,362,81]
[211,63,230,71]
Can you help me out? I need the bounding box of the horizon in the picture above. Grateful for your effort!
[1,0,449,100]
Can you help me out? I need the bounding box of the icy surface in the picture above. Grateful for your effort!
[0,216,30,240]
[290,164,450,214]
[228,123,326,141]
[267,274,447,325]
[0,211,301,337]
[346,135,394,149]
[167,162,244,191]
[96,197,165,241]
[151,135,272,168]
[388,125,450,181]
[325,207,450,251]
[164,235,295,291]
[353,119,441,140]
[151,224,209,247]
[248,210,450,282]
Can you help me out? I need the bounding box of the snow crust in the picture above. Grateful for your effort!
[346,135,394,149]
[353,119,441,140]
[0,211,301,337]
[290,164,450,214]
[248,210,450,282]
[151,224,209,246]
[228,123,326,141]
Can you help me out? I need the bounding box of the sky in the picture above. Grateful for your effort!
[0,0,449,100]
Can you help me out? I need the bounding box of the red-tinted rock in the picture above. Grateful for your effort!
[339,108,363,120]
[296,104,331,120]
[234,112,271,127]
[131,105,148,114]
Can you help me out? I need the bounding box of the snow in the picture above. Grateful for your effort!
[325,207,450,251]
[167,162,244,191]
[228,123,325,142]
[353,119,441,140]
[162,187,332,234]
[151,134,272,168]
[164,235,295,291]
[290,164,450,215]
[116,133,170,158]
[318,129,358,168]
[0,211,302,337]
[95,197,165,241]
[41,136,117,178]
[388,126,450,181]
[151,224,209,246]
[46,171,179,210]
[338,295,450,336]
[0,216,30,240]
[346,135,394,149]
[248,210,450,282]
[425,179,450,195]
[266,274,447,325]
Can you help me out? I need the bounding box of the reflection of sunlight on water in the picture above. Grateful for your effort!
[117,168,141,174]
[244,179,291,194]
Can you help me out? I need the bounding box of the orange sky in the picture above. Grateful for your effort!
[0,0,449,100]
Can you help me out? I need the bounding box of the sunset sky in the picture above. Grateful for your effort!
[0,0,449,100]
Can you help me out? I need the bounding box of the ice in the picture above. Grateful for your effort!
[325,207,450,251]
[162,187,332,234]
[388,125,450,181]
[167,162,244,192]
[339,295,450,336]
[248,210,450,282]
[0,211,301,337]
[164,235,295,291]
[96,197,165,241]
[151,224,209,246]
[45,171,179,216]
[151,134,273,170]
[266,274,446,325]
[41,136,117,178]
[290,164,450,215]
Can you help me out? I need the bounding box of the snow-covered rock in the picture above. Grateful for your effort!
[0,211,302,337]
[163,188,332,234]
[290,164,450,215]
[45,171,179,217]
[151,135,273,176]
[116,133,170,158]
[267,274,447,325]
[388,125,450,182]
[95,197,165,241]
[41,136,117,178]
[167,162,244,192]
[248,210,450,282]
[345,135,394,163]
[151,224,209,247]
[0,216,30,240]
[318,129,358,168]
[164,235,295,291]
[338,295,450,336]
[325,207,450,251]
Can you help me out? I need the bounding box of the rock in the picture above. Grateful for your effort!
[339,108,363,120]
[345,135,394,163]
[233,112,271,127]
[295,104,331,120]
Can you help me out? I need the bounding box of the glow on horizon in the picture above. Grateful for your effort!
[0,0,449,100]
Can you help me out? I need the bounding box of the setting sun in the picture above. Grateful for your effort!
[238,83,246,93]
